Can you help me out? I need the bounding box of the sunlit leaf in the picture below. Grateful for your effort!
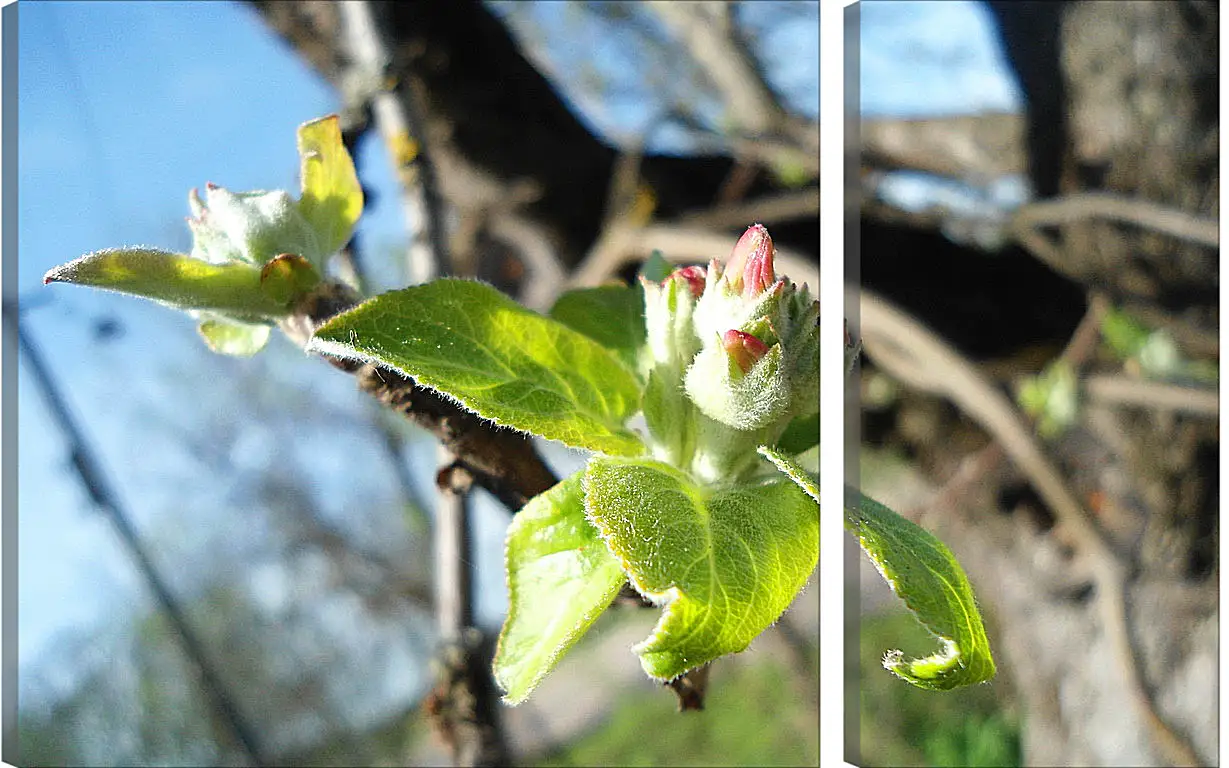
[197,318,272,357]
[297,114,364,256]
[308,279,645,455]
[847,491,995,690]
[585,457,818,680]
[44,247,289,321]
[494,472,627,704]
[758,445,818,504]
[548,284,646,373]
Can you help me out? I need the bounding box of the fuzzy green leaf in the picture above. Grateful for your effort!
[43,248,289,321]
[585,457,818,680]
[548,285,646,373]
[308,279,645,455]
[493,473,627,705]
[197,318,272,357]
[297,114,364,256]
[758,446,818,504]
[775,413,819,455]
[847,491,995,690]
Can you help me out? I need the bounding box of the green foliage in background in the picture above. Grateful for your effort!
[537,647,818,767]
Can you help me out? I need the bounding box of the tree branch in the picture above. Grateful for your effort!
[646,0,812,152]
[245,0,818,274]
[569,222,818,290]
[1009,192,1220,273]
[862,112,1025,181]
[1083,375,1218,418]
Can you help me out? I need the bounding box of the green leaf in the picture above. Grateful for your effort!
[846,491,995,690]
[44,248,290,321]
[548,284,646,373]
[1017,360,1078,439]
[308,279,645,456]
[757,446,818,504]
[585,457,818,680]
[494,472,628,705]
[775,412,819,455]
[638,250,673,283]
[1100,307,1152,360]
[197,318,272,357]
[297,115,364,256]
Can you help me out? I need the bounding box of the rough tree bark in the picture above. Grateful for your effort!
[862,2,1217,765]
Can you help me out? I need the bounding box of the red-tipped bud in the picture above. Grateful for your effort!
[726,224,776,297]
[722,329,770,374]
[668,265,706,298]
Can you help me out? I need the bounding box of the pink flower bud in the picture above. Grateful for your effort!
[668,265,706,298]
[726,224,776,297]
[722,329,770,374]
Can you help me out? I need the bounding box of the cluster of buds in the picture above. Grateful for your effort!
[187,183,326,272]
[640,224,819,483]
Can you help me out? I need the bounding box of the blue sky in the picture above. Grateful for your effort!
[16,0,406,684]
[7,0,1014,733]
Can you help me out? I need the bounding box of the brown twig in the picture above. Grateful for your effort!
[1010,192,1219,271]
[1083,375,1218,418]
[1012,192,1219,248]
[677,188,819,231]
[568,222,818,291]
[859,290,1202,767]
[665,665,711,712]
[861,112,1025,182]
[283,282,559,515]
[336,5,532,764]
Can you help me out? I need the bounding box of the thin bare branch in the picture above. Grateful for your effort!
[488,214,568,312]
[1083,375,1218,418]
[646,1,789,138]
[570,222,818,291]
[1011,192,1219,249]
[862,112,1026,181]
[677,187,819,230]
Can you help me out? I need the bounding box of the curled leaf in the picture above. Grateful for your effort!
[846,491,995,690]
[757,445,818,504]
